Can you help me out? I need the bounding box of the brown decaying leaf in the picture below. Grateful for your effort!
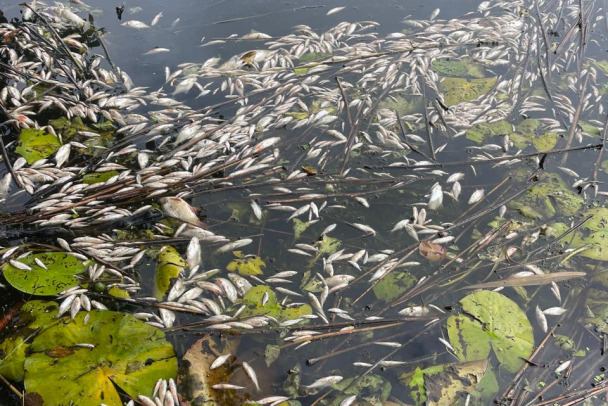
[419,241,447,262]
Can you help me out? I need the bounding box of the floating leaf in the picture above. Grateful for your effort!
[569,208,608,260]
[432,57,485,78]
[240,286,312,322]
[24,310,177,405]
[373,271,417,302]
[82,170,120,184]
[419,241,447,262]
[465,120,512,143]
[3,252,86,295]
[0,301,59,381]
[439,77,497,107]
[447,290,534,373]
[378,94,424,117]
[15,128,61,164]
[154,246,186,300]
[226,254,265,276]
[0,336,28,381]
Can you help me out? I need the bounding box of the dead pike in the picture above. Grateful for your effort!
[462,272,586,290]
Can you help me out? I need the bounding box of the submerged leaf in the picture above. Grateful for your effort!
[569,208,608,260]
[177,335,238,406]
[24,310,177,405]
[432,57,486,78]
[447,290,534,373]
[509,172,583,219]
[373,271,417,302]
[401,359,488,406]
[439,77,497,107]
[3,252,86,295]
[465,120,512,144]
[333,374,391,405]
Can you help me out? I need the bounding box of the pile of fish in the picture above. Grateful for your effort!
[0,0,605,403]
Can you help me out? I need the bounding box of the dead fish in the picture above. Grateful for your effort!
[143,48,170,55]
[535,305,547,333]
[242,362,260,392]
[326,6,345,15]
[160,197,207,228]
[428,183,443,210]
[151,11,163,26]
[468,189,485,204]
[304,375,343,389]
[210,354,231,370]
[122,20,150,29]
[212,383,244,390]
[350,223,376,235]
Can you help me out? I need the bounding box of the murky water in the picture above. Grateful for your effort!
[1,0,608,405]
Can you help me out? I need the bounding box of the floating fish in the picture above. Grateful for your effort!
[160,197,206,228]
[121,20,150,29]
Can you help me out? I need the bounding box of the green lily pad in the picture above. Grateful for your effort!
[373,271,417,302]
[465,120,512,143]
[569,208,608,260]
[509,172,583,219]
[447,290,534,373]
[226,252,265,276]
[0,301,61,381]
[439,77,497,107]
[432,57,485,78]
[0,337,28,381]
[24,310,177,406]
[82,171,120,184]
[240,286,312,322]
[400,360,488,406]
[154,246,185,300]
[15,128,61,164]
[3,252,86,295]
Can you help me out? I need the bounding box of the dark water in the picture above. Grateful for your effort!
[1,0,608,405]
